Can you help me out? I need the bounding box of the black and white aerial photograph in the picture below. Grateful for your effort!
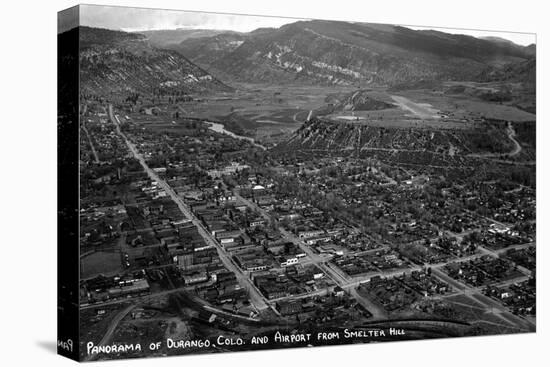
[56,2,537,363]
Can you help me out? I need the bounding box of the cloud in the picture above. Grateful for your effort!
[80,4,305,33]
[78,4,535,46]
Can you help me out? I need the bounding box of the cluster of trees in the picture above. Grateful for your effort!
[467,124,512,153]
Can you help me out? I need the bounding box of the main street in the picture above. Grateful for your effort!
[109,103,534,329]
[108,105,270,312]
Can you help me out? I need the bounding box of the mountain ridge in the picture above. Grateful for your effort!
[172,20,534,87]
[79,26,231,96]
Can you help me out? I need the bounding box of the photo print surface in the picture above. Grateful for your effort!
[58,4,536,361]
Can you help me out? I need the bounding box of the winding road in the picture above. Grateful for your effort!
[469,121,522,159]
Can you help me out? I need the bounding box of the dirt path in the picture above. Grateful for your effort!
[469,121,522,159]
[84,304,136,361]
[506,122,522,157]
[82,123,100,163]
[391,95,440,119]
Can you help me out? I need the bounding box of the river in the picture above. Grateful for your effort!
[206,121,267,150]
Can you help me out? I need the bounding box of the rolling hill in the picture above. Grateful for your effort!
[272,117,517,167]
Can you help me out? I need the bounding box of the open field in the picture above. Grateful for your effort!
[176,83,354,123]
[322,87,534,132]
[117,83,358,145]
[81,251,122,279]
[397,89,535,122]
[116,83,534,147]
[391,95,441,119]
[73,19,537,361]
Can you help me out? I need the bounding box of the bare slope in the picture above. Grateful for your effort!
[79,26,231,95]
[174,20,534,86]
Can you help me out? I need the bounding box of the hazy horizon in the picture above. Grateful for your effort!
[73,4,536,46]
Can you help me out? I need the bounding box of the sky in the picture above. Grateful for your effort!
[79,4,303,33]
[77,4,535,46]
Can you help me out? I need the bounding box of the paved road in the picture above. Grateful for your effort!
[233,187,535,326]
[233,191,347,280]
[233,190,389,318]
[433,268,534,330]
[109,104,534,330]
[108,105,270,312]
